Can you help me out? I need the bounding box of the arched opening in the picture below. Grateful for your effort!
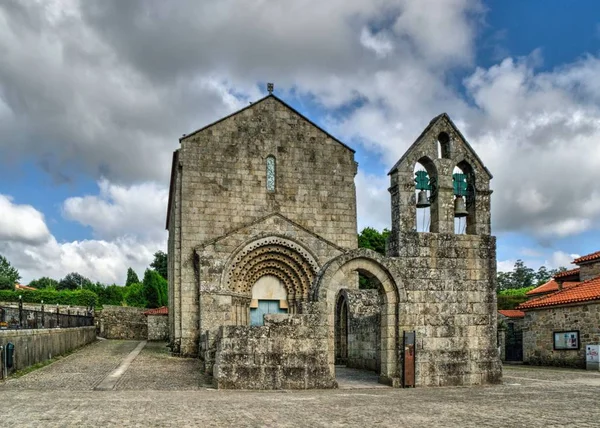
[414,157,438,233]
[453,161,476,235]
[335,293,348,365]
[224,236,320,323]
[437,132,451,159]
[266,155,276,192]
[250,275,288,326]
[312,251,403,387]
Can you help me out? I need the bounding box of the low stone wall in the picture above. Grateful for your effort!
[345,290,381,372]
[523,302,600,368]
[213,313,336,389]
[97,306,147,340]
[0,326,96,376]
[147,315,168,341]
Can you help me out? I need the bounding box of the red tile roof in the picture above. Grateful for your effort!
[573,251,600,264]
[498,310,525,318]
[526,279,580,296]
[143,306,168,315]
[553,268,580,279]
[518,275,600,310]
[15,284,37,291]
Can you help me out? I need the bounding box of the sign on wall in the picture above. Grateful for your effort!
[553,330,580,350]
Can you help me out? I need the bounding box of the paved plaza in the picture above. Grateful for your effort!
[1,339,600,427]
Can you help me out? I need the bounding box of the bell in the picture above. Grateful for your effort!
[416,190,430,208]
[454,196,468,218]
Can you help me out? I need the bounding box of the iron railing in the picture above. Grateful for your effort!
[0,303,94,330]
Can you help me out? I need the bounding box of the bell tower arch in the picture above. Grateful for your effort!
[387,113,492,255]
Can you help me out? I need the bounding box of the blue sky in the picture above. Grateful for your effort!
[1,1,600,283]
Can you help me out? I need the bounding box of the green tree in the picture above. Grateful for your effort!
[28,277,59,289]
[511,259,535,289]
[150,251,168,280]
[143,269,167,308]
[496,271,512,291]
[357,227,390,289]
[535,266,551,286]
[125,267,140,287]
[123,283,147,308]
[58,272,93,290]
[0,254,20,290]
[357,227,390,256]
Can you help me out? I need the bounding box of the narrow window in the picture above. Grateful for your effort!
[266,156,276,191]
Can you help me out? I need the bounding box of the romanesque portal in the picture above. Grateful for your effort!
[166,93,501,388]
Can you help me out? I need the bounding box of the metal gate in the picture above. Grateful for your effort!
[505,324,523,362]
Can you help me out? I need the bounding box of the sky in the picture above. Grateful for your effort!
[1,0,600,284]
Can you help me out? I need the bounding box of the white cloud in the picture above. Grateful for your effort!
[546,251,579,270]
[360,28,394,58]
[355,171,391,232]
[0,195,51,245]
[1,235,159,285]
[62,179,168,241]
[2,0,600,281]
[497,259,514,272]
[0,180,166,284]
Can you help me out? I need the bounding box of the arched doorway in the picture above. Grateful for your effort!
[312,249,405,387]
[222,236,320,324]
[335,293,348,365]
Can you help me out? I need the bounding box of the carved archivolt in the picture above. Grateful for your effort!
[224,237,319,299]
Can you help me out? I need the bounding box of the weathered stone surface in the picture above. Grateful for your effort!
[167,99,500,389]
[0,326,96,376]
[523,302,600,368]
[213,314,336,389]
[147,314,168,341]
[97,306,147,340]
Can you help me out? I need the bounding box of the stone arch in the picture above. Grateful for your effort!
[222,235,320,311]
[455,159,476,235]
[311,248,405,385]
[414,156,438,233]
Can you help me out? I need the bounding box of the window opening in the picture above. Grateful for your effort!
[453,166,468,234]
[266,156,276,191]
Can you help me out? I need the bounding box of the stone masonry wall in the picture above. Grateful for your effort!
[169,95,358,356]
[213,313,336,389]
[523,302,600,368]
[147,315,168,341]
[345,290,381,372]
[196,216,344,360]
[97,306,147,340]
[0,326,96,376]
[579,262,600,282]
[394,232,501,386]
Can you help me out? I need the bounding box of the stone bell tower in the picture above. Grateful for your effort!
[387,113,501,386]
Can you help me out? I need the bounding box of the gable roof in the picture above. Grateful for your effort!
[180,94,355,153]
[388,113,493,178]
[574,251,600,265]
[195,212,346,253]
[553,267,580,279]
[518,275,600,310]
[143,306,168,316]
[498,309,525,318]
[526,279,580,296]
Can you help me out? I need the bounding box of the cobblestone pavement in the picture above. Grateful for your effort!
[1,340,600,427]
[115,341,212,390]
[0,339,139,390]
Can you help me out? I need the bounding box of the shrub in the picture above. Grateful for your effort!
[124,283,147,308]
[0,289,98,307]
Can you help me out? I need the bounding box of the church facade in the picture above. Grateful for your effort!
[166,93,501,388]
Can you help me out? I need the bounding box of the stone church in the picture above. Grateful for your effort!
[166,89,501,388]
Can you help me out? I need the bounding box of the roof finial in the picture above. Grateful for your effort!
[267,82,274,94]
